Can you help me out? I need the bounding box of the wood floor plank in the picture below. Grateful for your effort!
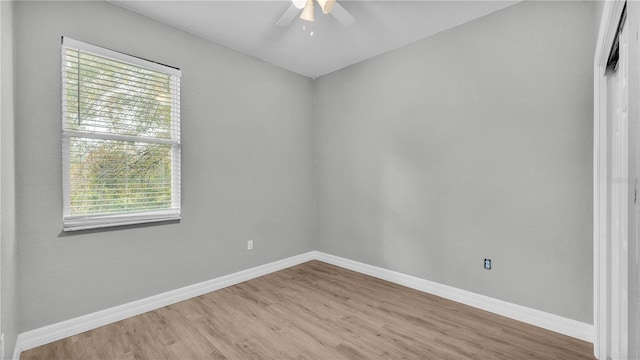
[20,261,594,360]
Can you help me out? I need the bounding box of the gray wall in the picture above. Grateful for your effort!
[313,1,595,323]
[11,0,596,340]
[1,0,18,357]
[15,1,314,332]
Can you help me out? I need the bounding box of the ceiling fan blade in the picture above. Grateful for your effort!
[330,2,355,27]
[276,4,301,27]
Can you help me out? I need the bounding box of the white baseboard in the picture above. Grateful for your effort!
[314,252,594,343]
[12,334,22,360]
[13,250,593,360]
[12,251,317,360]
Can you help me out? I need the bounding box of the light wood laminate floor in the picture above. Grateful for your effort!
[21,260,594,359]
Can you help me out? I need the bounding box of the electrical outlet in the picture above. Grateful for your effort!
[484,258,491,270]
[247,240,254,250]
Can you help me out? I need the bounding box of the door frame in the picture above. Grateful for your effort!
[594,1,629,359]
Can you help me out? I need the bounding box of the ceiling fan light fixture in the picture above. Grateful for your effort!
[292,0,306,10]
[300,0,315,22]
[317,0,336,15]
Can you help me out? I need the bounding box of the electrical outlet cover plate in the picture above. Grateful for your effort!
[484,259,491,270]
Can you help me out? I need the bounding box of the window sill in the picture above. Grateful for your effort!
[63,210,181,232]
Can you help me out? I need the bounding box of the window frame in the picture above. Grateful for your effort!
[61,37,182,231]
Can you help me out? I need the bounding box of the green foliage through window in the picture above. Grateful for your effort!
[68,138,173,215]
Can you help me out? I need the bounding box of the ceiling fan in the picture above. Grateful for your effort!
[276,0,355,27]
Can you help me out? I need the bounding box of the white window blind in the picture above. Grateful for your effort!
[62,37,181,231]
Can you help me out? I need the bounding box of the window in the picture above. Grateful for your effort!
[62,38,181,231]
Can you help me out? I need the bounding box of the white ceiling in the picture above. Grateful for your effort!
[110,1,518,78]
